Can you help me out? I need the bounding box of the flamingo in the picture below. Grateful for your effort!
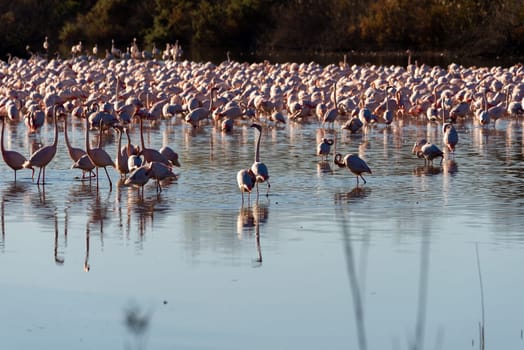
[250,123,270,197]
[1,117,34,182]
[322,81,339,127]
[334,153,372,186]
[185,87,217,128]
[125,166,151,200]
[342,114,363,133]
[24,109,45,134]
[85,113,115,190]
[64,115,95,179]
[64,115,87,163]
[412,139,444,165]
[442,123,459,153]
[114,126,129,179]
[23,106,60,185]
[159,146,181,167]
[237,168,256,205]
[317,138,334,161]
[138,117,170,165]
[148,161,177,193]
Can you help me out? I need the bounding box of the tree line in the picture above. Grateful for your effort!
[1,0,523,61]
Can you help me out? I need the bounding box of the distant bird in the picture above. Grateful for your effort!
[449,101,470,122]
[250,123,270,196]
[322,81,339,127]
[85,114,115,190]
[317,138,334,161]
[185,87,217,128]
[334,153,372,186]
[237,168,256,205]
[342,115,363,133]
[24,109,45,133]
[442,123,458,153]
[1,117,33,182]
[42,36,49,54]
[23,106,59,184]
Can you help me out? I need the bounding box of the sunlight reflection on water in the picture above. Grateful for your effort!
[0,115,524,349]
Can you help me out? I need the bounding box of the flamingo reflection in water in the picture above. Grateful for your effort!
[84,223,91,272]
[237,203,268,266]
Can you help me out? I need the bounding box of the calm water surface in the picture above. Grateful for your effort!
[1,115,523,350]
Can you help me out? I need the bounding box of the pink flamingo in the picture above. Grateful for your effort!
[1,117,34,182]
[23,106,60,184]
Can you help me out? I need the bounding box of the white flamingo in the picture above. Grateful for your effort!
[237,168,256,205]
[250,123,270,197]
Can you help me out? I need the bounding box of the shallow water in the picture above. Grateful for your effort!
[1,116,524,350]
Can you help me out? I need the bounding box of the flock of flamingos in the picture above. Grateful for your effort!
[1,43,523,203]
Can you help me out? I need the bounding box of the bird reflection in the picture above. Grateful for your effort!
[84,223,91,272]
[317,160,332,175]
[1,199,4,252]
[236,202,268,266]
[54,211,64,265]
[412,165,441,176]
[334,186,371,202]
[442,159,458,174]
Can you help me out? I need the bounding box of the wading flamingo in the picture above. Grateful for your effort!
[23,107,59,184]
[1,117,34,182]
[85,114,115,190]
[237,168,256,205]
[317,138,334,161]
[250,123,270,197]
[334,153,372,186]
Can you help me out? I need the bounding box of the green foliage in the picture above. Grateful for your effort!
[0,0,523,59]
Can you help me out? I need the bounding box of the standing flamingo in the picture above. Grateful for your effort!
[85,114,115,190]
[442,123,459,153]
[322,81,339,127]
[1,117,34,182]
[125,165,151,200]
[138,117,170,165]
[114,126,130,178]
[334,153,372,186]
[412,139,444,165]
[250,123,270,196]
[23,106,60,185]
[148,161,177,193]
[317,138,334,161]
[64,114,96,180]
[237,168,256,205]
